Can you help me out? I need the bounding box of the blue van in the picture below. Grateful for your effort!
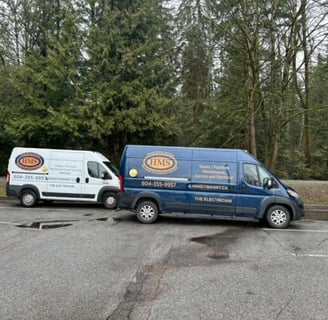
[118,145,304,228]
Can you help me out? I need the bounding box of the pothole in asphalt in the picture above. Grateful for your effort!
[208,251,229,259]
[107,271,146,320]
[190,228,247,261]
[16,221,73,230]
[87,217,109,222]
[15,217,110,230]
[93,217,108,222]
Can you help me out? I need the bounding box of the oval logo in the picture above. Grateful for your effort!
[15,153,44,171]
[142,152,178,174]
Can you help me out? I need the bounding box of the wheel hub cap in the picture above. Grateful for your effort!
[271,209,286,225]
[107,197,114,205]
[141,206,154,220]
[25,194,33,204]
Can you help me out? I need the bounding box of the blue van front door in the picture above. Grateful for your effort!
[237,163,274,218]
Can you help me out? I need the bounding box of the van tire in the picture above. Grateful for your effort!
[136,200,158,224]
[21,189,37,207]
[266,205,290,229]
[103,192,117,209]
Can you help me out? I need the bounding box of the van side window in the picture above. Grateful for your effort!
[88,161,110,179]
[243,164,260,186]
[243,164,271,187]
[257,166,271,185]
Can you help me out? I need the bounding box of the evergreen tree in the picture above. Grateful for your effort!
[82,0,177,155]
[5,0,84,148]
[175,0,214,146]
[309,52,328,179]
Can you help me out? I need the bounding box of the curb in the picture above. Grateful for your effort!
[304,205,328,219]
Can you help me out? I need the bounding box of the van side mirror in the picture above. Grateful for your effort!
[263,177,273,189]
[102,172,111,180]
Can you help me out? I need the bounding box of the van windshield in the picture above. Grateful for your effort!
[103,161,119,177]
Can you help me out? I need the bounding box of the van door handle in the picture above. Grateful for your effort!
[242,184,247,193]
[76,177,80,183]
[85,178,89,183]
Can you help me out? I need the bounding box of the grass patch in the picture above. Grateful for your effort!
[283,180,328,205]
[0,179,6,197]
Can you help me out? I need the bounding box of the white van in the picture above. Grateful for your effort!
[6,147,120,208]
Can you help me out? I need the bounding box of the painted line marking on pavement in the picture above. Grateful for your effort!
[263,228,328,233]
[291,253,328,258]
[263,228,328,258]
[0,206,69,211]
[0,221,19,226]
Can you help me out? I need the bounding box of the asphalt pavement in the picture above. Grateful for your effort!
[1,201,328,320]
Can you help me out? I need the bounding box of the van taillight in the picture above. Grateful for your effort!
[6,171,10,185]
[119,175,124,193]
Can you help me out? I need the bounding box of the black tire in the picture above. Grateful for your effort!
[103,192,117,209]
[266,205,291,229]
[136,200,158,224]
[20,189,38,208]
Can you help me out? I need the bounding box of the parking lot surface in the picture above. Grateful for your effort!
[0,200,328,320]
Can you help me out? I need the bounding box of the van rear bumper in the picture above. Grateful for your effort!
[117,193,135,209]
[6,185,20,197]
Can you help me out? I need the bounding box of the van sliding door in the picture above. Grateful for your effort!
[189,161,237,217]
[45,153,83,198]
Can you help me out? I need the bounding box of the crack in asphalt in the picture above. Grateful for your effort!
[107,247,172,320]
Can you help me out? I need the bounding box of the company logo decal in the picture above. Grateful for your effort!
[142,151,178,175]
[15,153,44,171]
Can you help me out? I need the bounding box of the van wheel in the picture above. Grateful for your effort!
[103,192,117,209]
[21,190,37,208]
[266,205,290,229]
[136,201,158,224]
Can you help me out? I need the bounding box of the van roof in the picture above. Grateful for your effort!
[10,147,111,162]
[123,145,257,162]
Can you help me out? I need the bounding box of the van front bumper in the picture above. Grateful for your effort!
[294,198,305,220]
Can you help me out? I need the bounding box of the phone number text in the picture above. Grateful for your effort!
[13,174,47,181]
[141,181,177,188]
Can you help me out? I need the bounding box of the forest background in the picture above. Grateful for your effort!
[0,0,327,179]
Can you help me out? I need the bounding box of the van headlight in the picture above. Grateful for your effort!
[287,189,299,198]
